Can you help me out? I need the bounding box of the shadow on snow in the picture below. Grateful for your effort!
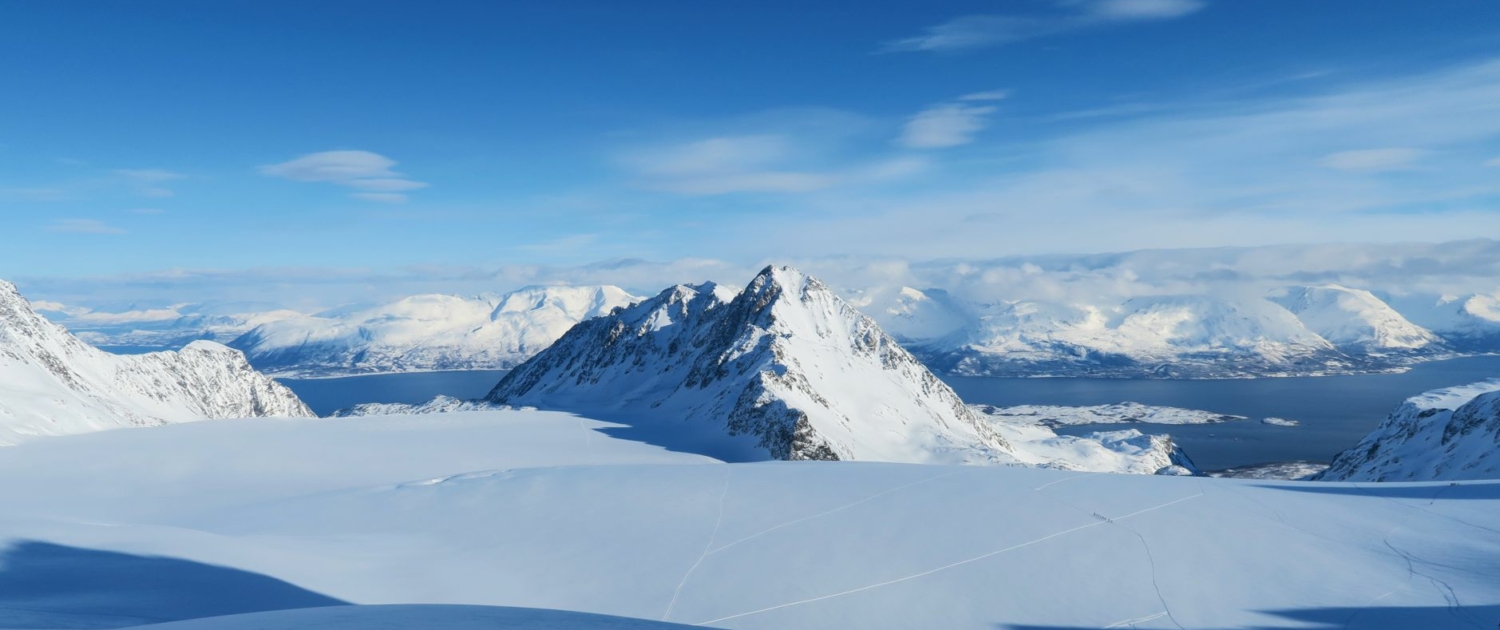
[0,540,348,629]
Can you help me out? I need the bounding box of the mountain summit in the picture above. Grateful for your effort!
[487,266,1012,464]
[0,280,311,445]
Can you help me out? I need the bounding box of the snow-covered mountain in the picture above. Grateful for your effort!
[33,301,303,350]
[1318,379,1500,482]
[0,280,311,445]
[1390,293,1500,352]
[842,285,969,341]
[228,285,639,377]
[915,295,1354,378]
[1271,285,1444,355]
[487,266,1012,464]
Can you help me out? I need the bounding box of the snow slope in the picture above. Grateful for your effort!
[227,285,639,377]
[0,412,1496,630]
[333,397,1202,475]
[1319,379,1500,481]
[1272,285,1444,354]
[0,281,311,445]
[1391,293,1500,352]
[130,606,702,630]
[921,295,1353,378]
[487,266,1011,464]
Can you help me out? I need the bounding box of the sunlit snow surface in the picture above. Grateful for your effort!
[1,410,1497,630]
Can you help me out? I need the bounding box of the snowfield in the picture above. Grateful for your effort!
[0,410,1497,630]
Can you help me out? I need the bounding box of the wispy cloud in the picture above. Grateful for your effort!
[1318,148,1427,172]
[349,192,412,204]
[114,168,185,198]
[624,135,837,195]
[260,150,429,203]
[1485,157,1500,167]
[883,0,1205,53]
[958,90,1010,102]
[700,58,1500,260]
[899,103,997,149]
[129,208,165,215]
[46,219,126,235]
[113,169,184,183]
[0,188,68,202]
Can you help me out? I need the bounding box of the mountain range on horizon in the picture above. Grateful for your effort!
[35,276,1495,381]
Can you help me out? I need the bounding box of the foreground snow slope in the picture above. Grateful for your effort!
[228,285,639,377]
[1319,379,1500,482]
[0,281,310,445]
[0,411,1497,630]
[488,266,1011,464]
[130,605,701,630]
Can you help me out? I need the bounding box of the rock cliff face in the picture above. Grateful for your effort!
[1318,379,1500,481]
[0,280,310,445]
[487,266,1013,464]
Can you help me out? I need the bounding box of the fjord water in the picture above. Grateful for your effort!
[947,355,1500,470]
[278,356,1500,470]
[279,370,510,417]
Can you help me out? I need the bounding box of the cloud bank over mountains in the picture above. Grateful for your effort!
[17,240,1500,315]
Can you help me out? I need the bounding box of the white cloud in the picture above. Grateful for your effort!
[129,208,165,215]
[1485,157,1500,167]
[350,192,411,204]
[17,241,1500,318]
[260,150,428,202]
[883,15,1061,53]
[883,0,1205,52]
[959,90,1010,102]
[113,169,185,198]
[1087,0,1205,20]
[624,135,839,195]
[113,169,185,183]
[46,219,125,235]
[0,188,67,202]
[899,104,996,148]
[343,178,430,192]
[1318,148,1427,172]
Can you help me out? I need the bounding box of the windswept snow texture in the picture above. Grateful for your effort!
[1319,379,1500,481]
[228,285,639,377]
[0,411,1497,630]
[0,280,311,445]
[1272,285,1444,355]
[974,402,1245,428]
[488,266,1012,464]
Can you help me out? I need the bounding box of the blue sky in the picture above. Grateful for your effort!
[3,0,1500,288]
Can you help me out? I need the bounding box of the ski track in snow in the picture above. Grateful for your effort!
[662,468,733,622]
[1030,474,1191,629]
[1102,611,1167,628]
[704,469,967,556]
[690,491,1205,626]
[1031,473,1094,491]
